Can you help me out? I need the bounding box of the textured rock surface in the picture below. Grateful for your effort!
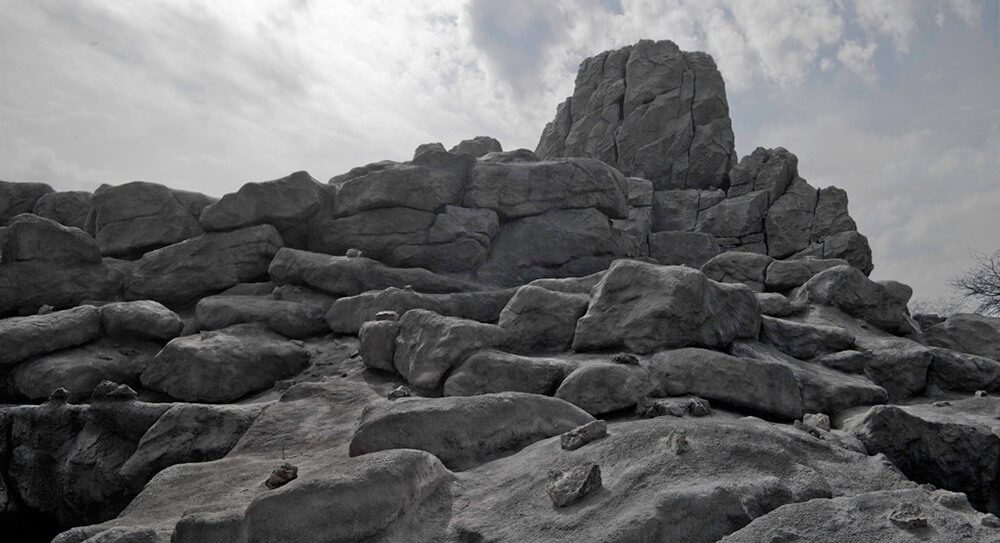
[927,346,1000,393]
[764,257,848,292]
[0,180,54,224]
[573,260,760,353]
[648,231,720,268]
[761,316,855,360]
[700,251,774,292]
[794,265,912,334]
[924,313,1000,361]
[0,306,101,366]
[443,350,577,397]
[2,213,100,264]
[89,181,204,257]
[327,286,514,334]
[101,300,184,341]
[554,362,655,414]
[359,320,400,373]
[195,295,328,338]
[450,136,502,157]
[32,190,93,230]
[498,285,590,353]
[536,39,735,191]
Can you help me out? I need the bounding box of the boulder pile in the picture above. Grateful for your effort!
[1,40,997,543]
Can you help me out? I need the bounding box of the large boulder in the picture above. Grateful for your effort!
[269,248,478,297]
[326,286,515,335]
[926,346,1000,393]
[694,190,769,250]
[535,39,736,191]
[498,285,590,353]
[0,181,54,224]
[358,320,400,373]
[335,152,473,216]
[392,309,507,390]
[792,230,874,276]
[308,206,435,260]
[554,362,655,415]
[443,350,577,397]
[0,306,101,367]
[386,205,499,272]
[764,178,817,258]
[199,171,332,248]
[700,251,774,292]
[573,260,760,354]
[648,231,720,268]
[124,224,284,306]
[140,324,309,402]
[763,257,848,292]
[449,136,502,157]
[463,157,629,219]
[793,265,911,334]
[89,181,204,257]
[1,213,100,264]
[349,392,594,469]
[100,300,184,341]
[0,258,126,316]
[195,295,328,339]
[32,191,93,230]
[924,313,1000,361]
[651,189,725,232]
[727,147,797,205]
[760,316,855,360]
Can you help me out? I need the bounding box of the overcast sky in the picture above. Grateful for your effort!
[1,0,998,304]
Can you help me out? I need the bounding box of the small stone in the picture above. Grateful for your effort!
[610,353,639,365]
[92,380,138,401]
[933,401,952,407]
[793,420,825,439]
[664,429,690,454]
[375,311,400,322]
[981,514,1000,528]
[888,502,928,530]
[687,397,711,417]
[47,387,70,403]
[769,529,801,543]
[546,463,602,507]
[387,385,411,400]
[975,390,989,397]
[802,413,831,431]
[290,340,305,348]
[560,420,608,451]
[37,304,54,315]
[345,248,363,258]
[265,463,298,489]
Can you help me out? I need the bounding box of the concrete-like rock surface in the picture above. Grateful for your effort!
[0,306,101,366]
[924,313,1000,361]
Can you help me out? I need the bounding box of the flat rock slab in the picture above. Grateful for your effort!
[2,213,101,264]
[195,295,328,339]
[349,392,595,469]
[554,362,655,415]
[498,285,590,353]
[927,346,1000,393]
[140,324,309,403]
[443,350,578,397]
[760,315,855,360]
[327,286,515,335]
[0,305,101,366]
[101,300,184,341]
[793,264,911,335]
[199,170,330,233]
[924,313,1000,361]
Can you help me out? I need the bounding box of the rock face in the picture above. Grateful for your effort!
[89,181,205,257]
[497,285,590,353]
[443,350,576,397]
[555,363,655,414]
[327,286,515,335]
[0,306,101,366]
[536,39,735,191]
[2,213,100,264]
[924,313,1000,361]
[195,295,328,339]
[573,260,760,354]
[794,265,912,334]
[32,190,93,230]
[100,300,184,341]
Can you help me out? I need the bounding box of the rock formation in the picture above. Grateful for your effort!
[0,39,996,543]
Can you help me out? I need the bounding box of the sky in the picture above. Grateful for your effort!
[1,0,998,306]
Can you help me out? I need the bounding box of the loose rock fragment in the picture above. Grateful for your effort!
[546,463,602,507]
[888,502,927,530]
[91,380,138,401]
[803,413,831,431]
[375,310,399,321]
[265,463,298,489]
[664,429,690,454]
[560,420,608,451]
[975,390,988,397]
[48,387,70,403]
[387,386,412,400]
[636,397,712,418]
[611,353,639,365]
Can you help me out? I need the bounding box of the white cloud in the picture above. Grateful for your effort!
[837,40,879,85]
[854,0,919,53]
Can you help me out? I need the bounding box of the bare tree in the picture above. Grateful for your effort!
[950,249,1000,316]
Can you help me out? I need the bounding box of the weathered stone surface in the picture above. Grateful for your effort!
[335,154,473,216]
[2,213,100,264]
[124,225,283,306]
[450,136,502,157]
[626,177,654,206]
[310,206,436,260]
[443,350,577,397]
[140,325,309,402]
[560,420,608,450]
[813,349,871,374]
[528,271,606,294]
[651,189,725,232]
[0,306,101,366]
[765,177,817,258]
[761,316,855,360]
[700,251,774,292]
[0,258,126,315]
[794,265,912,334]
[1,181,55,225]
[547,463,602,507]
[195,295,327,339]
[101,300,183,341]
[649,231,720,268]
[764,257,848,292]
[393,309,507,391]
[927,346,1000,393]
[721,488,999,542]
[536,40,736,191]
[476,208,637,287]
[612,206,652,256]
[12,338,158,402]
[728,147,798,204]
[810,186,857,243]
[328,159,398,185]
[846,402,1000,512]
[89,181,204,257]
[755,292,803,318]
[386,205,498,272]
[636,396,712,418]
[695,191,769,240]
[349,392,594,469]
[269,248,478,297]
[794,230,875,276]
[498,285,590,353]
[464,157,629,219]
[199,171,331,248]
[648,348,804,420]
[32,191,93,230]
[555,362,655,415]
[359,320,400,373]
[326,286,514,335]
[574,260,760,353]
[924,313,1000,361]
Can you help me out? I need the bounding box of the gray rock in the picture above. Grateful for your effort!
[636,396,712,418]
[125,225,283,306]
[412,142,446,159]
[793,265,912,334]
[536,40,735,191]
[309,206,435,261]
[195,296,327,339]
[555,363,655,415]
[813,349,871,374]
[89,181,204,257]
[926,346,1000,393]
[573,260,760,353]
[169,188,218,220]
[694,191,769,240]
[700,251,774,292]
[358,320,400,373]
[626,177,654,206]
[463,157,629,219]
[449,136,502,157]
[755,292,803,318]
[727,147,798,204]
[328,159,398,185]
[12,339,158,402]
[647,347,804,420]
[498,285,590,353]
[761,316,856,359]
[764,257,849,292]
[561,420,608,450]
[803,413,831,431]
[649,231,720,268]
[765,177,817,258]
[335,154,472,216]
[793,230,875,276]
[0,180,54,224]
[547,463,602,507]
[924,313,1000,361]
[652,189,725,232]
[393,309,507,390]
[810,186,857,243]
[327,286,514,335]
[269,248,478,297]
[443,350,577,397]
[0,258,126,316]
[101,300,184,341]
[528,271,607,294]
[0,306,101,366]
[349,392,594,469]
[140,325,309,402]
[32,191,93,230]
[2,213,101,264]
[91,380,138,401]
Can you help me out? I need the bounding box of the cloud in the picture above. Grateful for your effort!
[837,40,879,85]
[854,0,920,53]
